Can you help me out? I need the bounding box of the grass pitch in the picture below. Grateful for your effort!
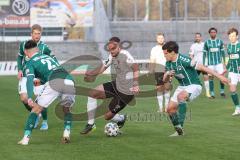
[0,75,239,160]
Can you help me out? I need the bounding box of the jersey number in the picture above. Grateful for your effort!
[41,58,57,70]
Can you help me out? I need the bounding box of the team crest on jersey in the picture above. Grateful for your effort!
[177,66,182,71]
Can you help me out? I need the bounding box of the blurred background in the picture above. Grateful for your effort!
[1,0,240,63]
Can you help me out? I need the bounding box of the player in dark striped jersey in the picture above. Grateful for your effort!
[163,41,228,136]
[203,27,226,99]
[17,24,51,130]
[226,28,240,116]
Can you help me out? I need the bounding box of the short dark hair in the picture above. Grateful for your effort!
[24,40,37,50]
[227,27,238,35]
[109,37,121,43]
[208,27,217,33]
[162,41,179,54]
[195,32,201,36]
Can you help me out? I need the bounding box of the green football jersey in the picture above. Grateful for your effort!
[17,40,51,71]
[24,53,73,99]
[165,54,201,86]
[226,42,240,73]
[203,39,225,66]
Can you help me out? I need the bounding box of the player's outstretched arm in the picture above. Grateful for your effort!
[196,64,229,85]
[84,65,107,82]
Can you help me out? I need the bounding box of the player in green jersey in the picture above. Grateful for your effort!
[17,24,51,130]
[162,41,228,136]
[226,28,240,116]
[18,40,75,145]
[203,27,227,99]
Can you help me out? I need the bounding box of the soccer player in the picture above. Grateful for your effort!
[18,40,75,145]
[203,27,227,99]
[149,33,171,112]
[226,28,240,115]
[189,33,210,98]
[81,37,139,133]
[17,24,51,130]
[162,41,228,136]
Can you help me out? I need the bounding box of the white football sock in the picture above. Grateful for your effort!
[164,91,171,108]
[87,97,97,125]
[204,81,209,93]
[157,91,163,111]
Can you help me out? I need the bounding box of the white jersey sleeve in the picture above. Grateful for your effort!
[150,47,156,62]
[123,50,135,67]
[189,44,195,56]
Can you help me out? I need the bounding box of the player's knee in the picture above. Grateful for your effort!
[20,94,28,104]
[177,92,188,102]
[32,106,43,114]
[167,106,177,114]
[230,85,237,92]
[164,82,172,91]
[156,85,164,92]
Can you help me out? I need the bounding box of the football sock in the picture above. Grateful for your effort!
[220,82,225,94]
[41,108,48,121]
[169,112,180,127]
[204,81,209,93]
[178,102,187,127]
[157,91,163,111]
[23,103,32,112]
[164,91,170,108]
[64,112,72,130]
[87,97,97,125]
[24,112,38,137]
[231,92,239,108]
[209,80,214,96]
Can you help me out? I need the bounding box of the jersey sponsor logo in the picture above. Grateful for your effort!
[229,54,239,59]
[210,48,219,52]
[177,66,183,71]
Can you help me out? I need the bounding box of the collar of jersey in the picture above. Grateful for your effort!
[231,41,239,45]
[31,52,40,59]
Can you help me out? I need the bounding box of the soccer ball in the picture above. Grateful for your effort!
[104,122,120,137]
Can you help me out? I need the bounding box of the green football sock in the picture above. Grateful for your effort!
[23,103,32,112]
[64,112,72,130]
[178,102,187,127]
[24,112,38,137]
[169,112,180,127]
[220,82,225,94]
[41,108,48,121]
[231,92,239,108]
[209,80,214,96]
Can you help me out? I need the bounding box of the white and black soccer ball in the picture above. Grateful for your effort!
[104,122,120,137]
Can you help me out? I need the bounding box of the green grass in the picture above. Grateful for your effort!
[0,75,239,160]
